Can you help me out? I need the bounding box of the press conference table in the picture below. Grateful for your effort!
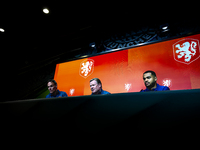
[1,89,200,135]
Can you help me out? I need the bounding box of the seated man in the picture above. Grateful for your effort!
[140,70,170,92]
[46,79,68,98]
[90,78,111,95]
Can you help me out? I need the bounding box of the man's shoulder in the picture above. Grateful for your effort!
[157,84,170,91]
[101,90,111,94]
[59,91,67,94]
[163,86,170,90]
[59,91,68,96]
[46,93,51,98]
[140,89,146,92]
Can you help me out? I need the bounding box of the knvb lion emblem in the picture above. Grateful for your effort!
[125,83,132,91]
[162,78,172,88]
[173,38,200,64]
[70,88,75,96]
[79,59,94,78]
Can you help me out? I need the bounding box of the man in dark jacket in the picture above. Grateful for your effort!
[46,79,68,98]
[140,70,170,92]
[90,78,111,95]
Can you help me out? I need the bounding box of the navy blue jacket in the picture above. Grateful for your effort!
[91,89,111,95]
[140,83,170,92]
[46,90,68,98]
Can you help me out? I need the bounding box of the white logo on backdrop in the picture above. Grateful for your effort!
[125,83,132,91]
[162,79,172,87]
[70,88,75,96]
[173,38,200,64]
[79,59,94,78]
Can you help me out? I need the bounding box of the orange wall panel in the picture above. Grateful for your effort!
[54,34,200,96]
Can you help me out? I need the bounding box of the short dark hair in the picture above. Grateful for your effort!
[90,78,102,85]
[143,70,157,77]
[47,79,57,86]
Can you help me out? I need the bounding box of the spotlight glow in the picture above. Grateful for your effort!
[43,8,49,14]
[0,28,5,32]
[162,26,168,30]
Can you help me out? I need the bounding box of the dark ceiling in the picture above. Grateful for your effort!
[1,2,193,66]
[1,2,135,66]
[1,2,175,65]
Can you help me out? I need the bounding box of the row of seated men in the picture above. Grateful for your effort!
[46,70,170,98]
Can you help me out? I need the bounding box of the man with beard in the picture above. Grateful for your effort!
[46,79,68,98]
[140,70,170,92]
[90,78,111,95]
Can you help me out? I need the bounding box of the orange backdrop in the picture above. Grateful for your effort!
[54,34,200,96]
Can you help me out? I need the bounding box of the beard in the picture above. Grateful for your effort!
[146,81,156,89]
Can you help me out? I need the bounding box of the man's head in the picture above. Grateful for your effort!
[143,70,157,89]
[47,79,57,94]
[90,78,102,94]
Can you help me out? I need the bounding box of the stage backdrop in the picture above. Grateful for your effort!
[54,34,200,96]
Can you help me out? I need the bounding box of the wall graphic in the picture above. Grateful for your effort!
[54,34,200,96]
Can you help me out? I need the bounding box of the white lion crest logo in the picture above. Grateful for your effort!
[162,79,172,87]
[173,38,200,64]
[175,41,197,62]
[125,83,131,91]
[79,59,94,78]
[70,88,75,96]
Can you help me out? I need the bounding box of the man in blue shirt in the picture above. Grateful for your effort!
[46,79,68,98]
[90,78,111,95]
[140,70,170,92]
